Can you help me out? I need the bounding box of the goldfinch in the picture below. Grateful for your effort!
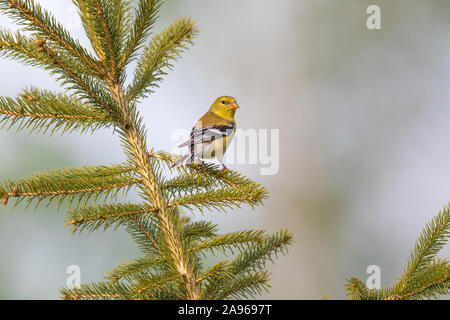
[172,96,239,171]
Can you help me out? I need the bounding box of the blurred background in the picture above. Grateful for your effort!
[1,0,450,299]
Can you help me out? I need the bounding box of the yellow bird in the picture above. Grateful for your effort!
[172,96,239,171]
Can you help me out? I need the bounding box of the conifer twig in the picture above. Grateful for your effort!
[0,0,292,301]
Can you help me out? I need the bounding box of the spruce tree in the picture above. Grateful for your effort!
[0,0,292,300]
[1,0,448,301]
[345,206,450,300]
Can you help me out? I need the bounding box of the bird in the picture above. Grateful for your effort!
[172,96,239,171]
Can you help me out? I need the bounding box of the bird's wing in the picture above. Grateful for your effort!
[177,124,235,148]
[191,124,235,144]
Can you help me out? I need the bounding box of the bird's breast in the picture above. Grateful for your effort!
[198,131,235,159]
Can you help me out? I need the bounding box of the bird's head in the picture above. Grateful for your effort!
[210,96,239,120]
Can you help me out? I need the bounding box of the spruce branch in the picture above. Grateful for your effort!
[189,230,266,256]
[384,259,450,300]
[396,205,450,290]
[119,0,162,69]
[147,151,268,191]
[0,29,95,79]
[344,278,375,300]
[0,164,139,209]
[0,88,113,135]
[187,162,263,190]
[73,0,113,69]
[196,261,233,286]
[66,202,156,234]
[61,281,131,300]
[183,220,218,241]
[168,186,267,214]
[38,42,122,120]
[228,230,293,276]
[106,256,164,284]
[161,173,215,197]
[127,16,198,102]
[345,206,450,300]
[80,0,127,80]
[0,30,123,121]
[215,271,271,300]
[92,0,118,76]
[127,213,162,255]
[0,0,105,77]
[128,272,182,300]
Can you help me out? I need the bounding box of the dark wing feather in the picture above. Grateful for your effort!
[178,124,234,147]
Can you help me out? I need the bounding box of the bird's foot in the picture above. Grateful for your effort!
[221,164,228,172]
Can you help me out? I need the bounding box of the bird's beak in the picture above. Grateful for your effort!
[228,102,239,110]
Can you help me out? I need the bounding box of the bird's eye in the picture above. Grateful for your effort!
[221,100,226,104]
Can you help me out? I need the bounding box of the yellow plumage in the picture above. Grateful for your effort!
[173,96,239,170]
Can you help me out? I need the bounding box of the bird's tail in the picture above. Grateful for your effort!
[171,152,196,168]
